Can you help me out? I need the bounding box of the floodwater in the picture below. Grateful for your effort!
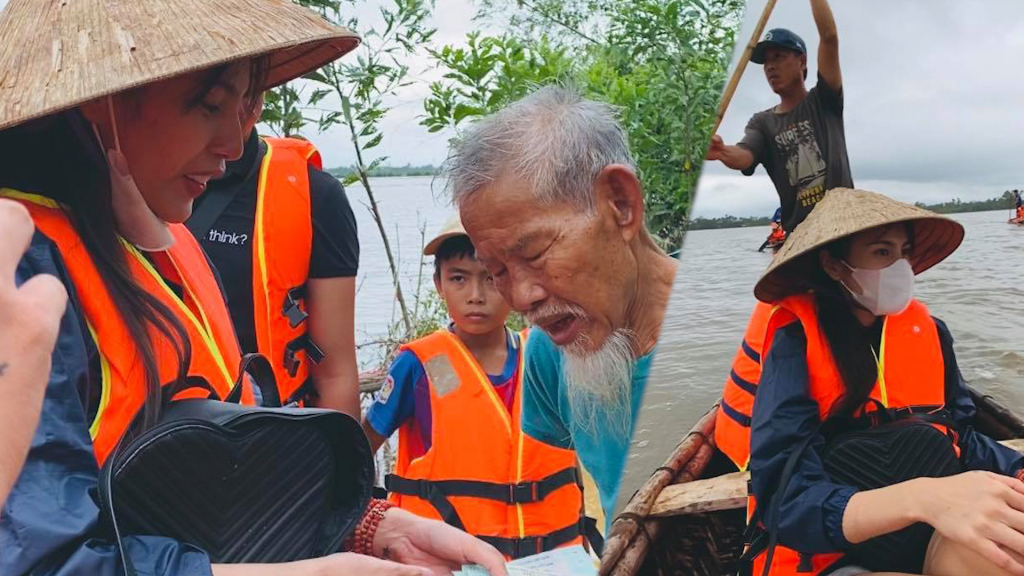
[617,210,1024,512]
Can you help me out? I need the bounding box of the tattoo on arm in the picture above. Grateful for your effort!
[0,361,7,376]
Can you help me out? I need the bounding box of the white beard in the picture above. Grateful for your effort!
[561,328,637,439]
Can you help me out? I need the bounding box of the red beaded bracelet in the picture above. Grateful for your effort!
[345,498,395,556]
[1016,469,1024,483]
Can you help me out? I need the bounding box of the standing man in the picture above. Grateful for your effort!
[707,0,848,233]
[708,0,854,471]
[187,95,361,415]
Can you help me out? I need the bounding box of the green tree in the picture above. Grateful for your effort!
[266,0,437,336]
[422,0,744,249]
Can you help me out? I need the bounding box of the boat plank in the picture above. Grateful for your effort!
[649,471,748,517]
[648,440,1024,518]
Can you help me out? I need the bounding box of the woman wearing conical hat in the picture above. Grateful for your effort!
[0,0,505,574]
[745,189,1024,576]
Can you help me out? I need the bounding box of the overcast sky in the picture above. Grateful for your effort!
[693,0,1024,218]
[5,0,1024,212]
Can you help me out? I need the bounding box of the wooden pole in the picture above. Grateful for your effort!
[599,407,718,574]
[711,0,779,136]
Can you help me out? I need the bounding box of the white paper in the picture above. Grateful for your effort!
[455,545,598,576]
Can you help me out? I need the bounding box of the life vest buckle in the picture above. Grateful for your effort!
[509,481,539,504]
[283,287,308,328]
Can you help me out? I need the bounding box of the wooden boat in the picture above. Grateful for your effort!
[599,387,1024,576]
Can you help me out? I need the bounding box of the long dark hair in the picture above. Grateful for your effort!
[809,223,915,419]
[0,59,267,434]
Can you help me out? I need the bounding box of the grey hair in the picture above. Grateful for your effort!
[443,85,636,211]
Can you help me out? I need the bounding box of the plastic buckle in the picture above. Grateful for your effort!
[282,292,308,328]
[283,347,300,378]
[509,482,538,504]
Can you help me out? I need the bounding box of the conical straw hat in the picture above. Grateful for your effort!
[754,188,965,303]
[0,0,360,131]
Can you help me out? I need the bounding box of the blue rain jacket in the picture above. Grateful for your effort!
[2,232,213,576]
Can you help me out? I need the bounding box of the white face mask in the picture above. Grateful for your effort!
[91,97,174,252]
[841,257,915,316]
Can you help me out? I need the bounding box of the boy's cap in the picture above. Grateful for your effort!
[750,28,807,64]
[424,215,469,256]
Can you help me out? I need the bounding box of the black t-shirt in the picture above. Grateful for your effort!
[187,131,359,354]
[738,74,853,232]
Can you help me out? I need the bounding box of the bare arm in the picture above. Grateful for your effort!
[307,276,360,417]
[706,134,757,171]
[810,0,841,91]
[361,417,390,454]
[843,472,1024,575]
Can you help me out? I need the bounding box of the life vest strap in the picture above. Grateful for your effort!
[284,332,325,378]
[386,466,581,507]
[477,517,585,559]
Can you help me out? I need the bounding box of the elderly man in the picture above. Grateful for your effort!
[447,86,677,525]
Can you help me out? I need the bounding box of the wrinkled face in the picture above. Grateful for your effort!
[460,175,638,354]
[84,62,253,223]
[434,254,511,336]
[762,46,805,94]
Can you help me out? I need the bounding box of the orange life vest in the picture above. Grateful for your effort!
[715,301,775,471]
[749,293,948,576]
[2,189,252,465]
[385,329,586,559]
[252,137,323,404]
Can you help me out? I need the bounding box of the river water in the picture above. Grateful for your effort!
[617,210,1024,511]
[346,175,453,369]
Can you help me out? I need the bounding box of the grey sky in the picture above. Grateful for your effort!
[694,0,1024,218]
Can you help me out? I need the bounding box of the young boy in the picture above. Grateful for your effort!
[361,217,587,559]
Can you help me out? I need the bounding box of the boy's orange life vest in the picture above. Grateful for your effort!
[2,189,252,465]
[252,137,323,405]
[748,293,949,576]
[385,329,586,559]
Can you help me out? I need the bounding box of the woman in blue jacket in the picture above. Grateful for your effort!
[0,1,506,575]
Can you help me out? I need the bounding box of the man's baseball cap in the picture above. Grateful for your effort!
[750,28,807,64]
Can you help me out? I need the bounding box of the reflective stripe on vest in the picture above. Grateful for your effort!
[386,329,585,559]
[253,137,320,404]
[750,293,946,576]
[1,189,252,464]
[715,301,778,470]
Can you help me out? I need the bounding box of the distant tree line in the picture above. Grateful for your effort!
[686,214,770,230]
[327,164,438,179]
[913,190,1020,214]
[686,190,1021,231]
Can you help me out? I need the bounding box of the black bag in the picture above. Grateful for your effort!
[819,415,962,573]
[754,406,961,576]
[99,354,374,573]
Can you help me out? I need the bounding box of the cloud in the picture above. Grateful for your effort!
[695,0,1024,218]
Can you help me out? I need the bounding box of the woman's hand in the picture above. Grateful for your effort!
[916,471,1024,575]
[0,199,67,505]
[372,507,509,576]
